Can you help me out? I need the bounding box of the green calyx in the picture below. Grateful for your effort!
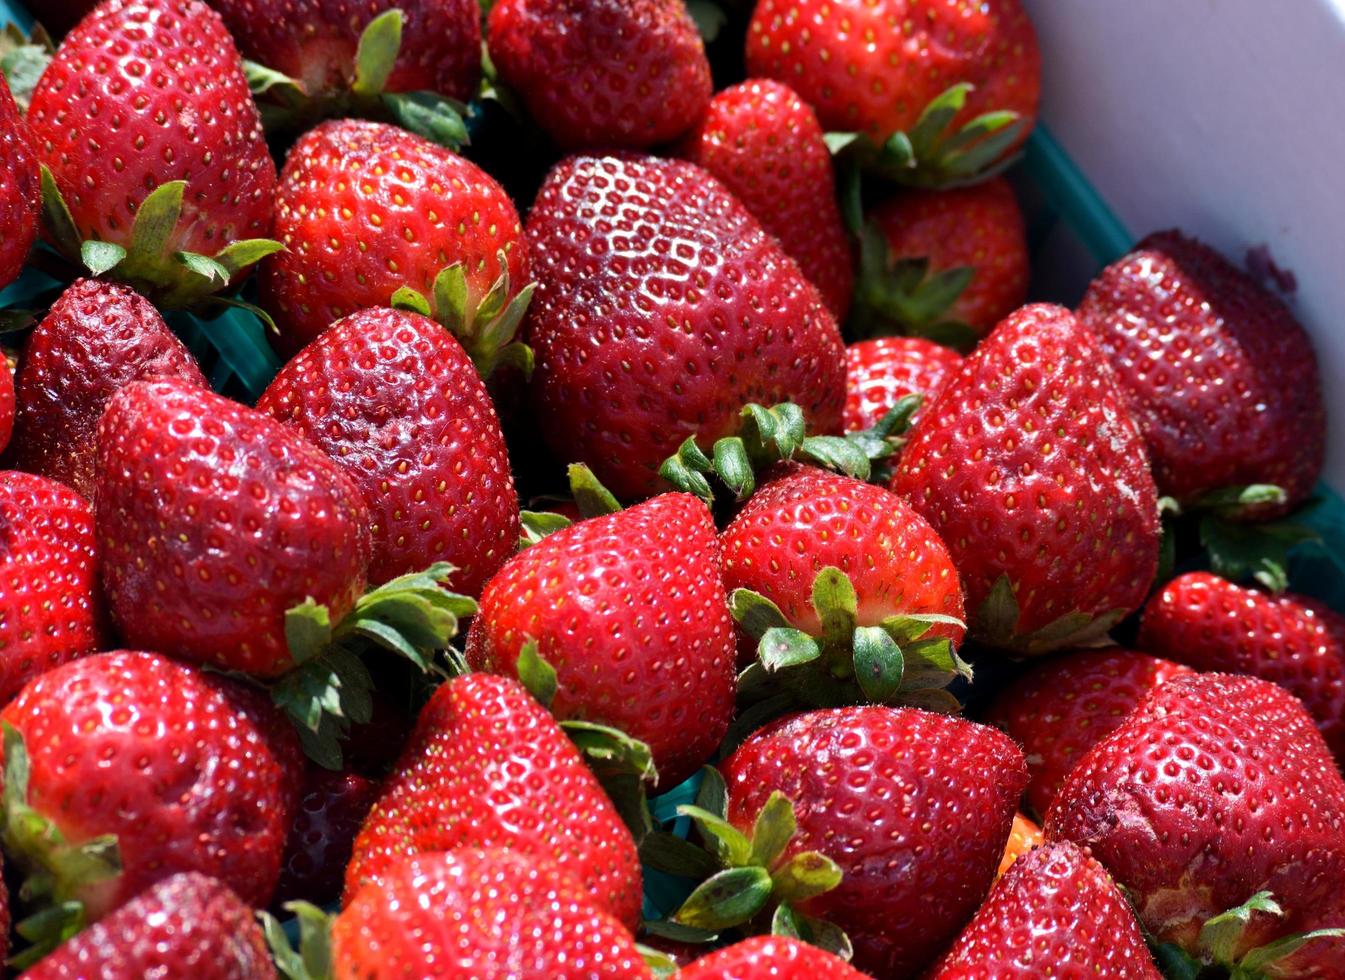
[245,10,469,149]
[274,562,477,769]
[1190,486,1321,595]
[516,463,621,550]
[732,567,970,713]
[391,252,535,380]
[974,574,1126,655]
[1,724,123,969]
[260,901,335,980]
[850,221,979,350]
[0,21,53,112]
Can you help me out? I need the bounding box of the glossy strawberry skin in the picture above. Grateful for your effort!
[2,651,300,918]
[257,308,519,593]
[207,0,481,101]
[891,304,1161,652]
[869,179,1030,334]
[680,79,854,319]
[1077,230,1325,516]
[1139,572,1345,761]
[985,648,1194,818]
[844,336,962,433]
[466,493,736,788]
[723,706,1027,977]
[334,849,649,980]
[261,120,528,354]
[28,0,275,256]
[95,379,371,678]
[488,0,710,151]
[929,841,1160,979]
[1047,673,1345,973]
[346,673,643,928]
[677,935,869,979]
[525,153,846,499]
[746,0,1040,147]
[0,74,38,291]
[274,767,380,907]
[0,472,104,707]
[12,279,207,500]
[20,872,276,980]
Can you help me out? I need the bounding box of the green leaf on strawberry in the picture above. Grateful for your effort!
[1170,890,1345,980]
[260,900,334,980]
[974,574,1127,655]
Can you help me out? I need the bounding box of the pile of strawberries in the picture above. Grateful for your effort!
[0,0,1339,976]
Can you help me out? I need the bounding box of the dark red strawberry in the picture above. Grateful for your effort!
[1077,230,1325,518]
[0,74,38,291]
[19,873,275,979]
[262,119,530,358]
[679,79,854,319]
[525,153,846,499]
[677,936,869,979]
[1139,572,1345,761]
[891,304,1161,654]
[274,766,380,907]
[1,651,299,933]
[0,471,103,706]
[928,841,1160,979]
[333,849,649,978]
[985,648,1194,818]
[466,493,735,788]
[1047,673,1345,976]
[720,706,1026,977]
[488,0,711,151]
[95,379,370,678]
[346,673,643,928]
[257,307,519,593]
[844,336,962,434]
[12,279,207,499]
[0,354,12,454]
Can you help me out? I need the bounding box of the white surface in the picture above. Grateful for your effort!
[1023,0,1345,489]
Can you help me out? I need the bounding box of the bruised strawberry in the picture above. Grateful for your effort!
[0,74,37,291]
[677,936,869,979]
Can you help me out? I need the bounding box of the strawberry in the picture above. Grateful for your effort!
[890,304,1161,654]
[928,841,1160,979]
[330,849,649,979]
[985,648,1194,818]
[487,0,711,151]
[12,279,207,499]
[854,179,1029,340]
[19,873,275,979]
[716,706,1026,977]
[1139,571,1345,761]
[677,936,869,979]
[679,79,854,319]
[0,74,38,291]
[1047,673,1345,976]
[0,355,12,454]
[465,493,736,788]
[27,0,279,304]
[997,811,1042,878]
[0,651,299,950]
[345,673,643,928]
[257,307,520,593]
[0,471,103,706]
[843,336,961,439]
[273,766,380,908]
[1077,230,1325,518]
[262,119,531,362]
[525,153,846,499]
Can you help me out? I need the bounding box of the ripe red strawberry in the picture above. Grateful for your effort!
[334,849,649,979]
[488,0,711,151]
[525,153,846,499]
[0,74,38,291]
[262,119,529,356]
[346,673,643,927]
[997,812,1042,878]
[677,936,869,979]
[928,841,1160,979]
[0,472,103,706]
[844,336,962,433]
[274,766,380,907]
[1047,673,1345,975]
[890,304,1161,654]
[858,179,1029,337]
[95,378,370,678]
[257,307,519,593]
[1077,230,1325,517]
[985,648,1194,818]
[679,79,854,319]
[1139,572,1345,761]
[466,493,735,788]
[12,279,207,500]
[208,0,481,101]
[1,651,299,927]
[722,706,1026,977]
[20,873,275,979]
[0,355,13,454]
[746,0,1040,159]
